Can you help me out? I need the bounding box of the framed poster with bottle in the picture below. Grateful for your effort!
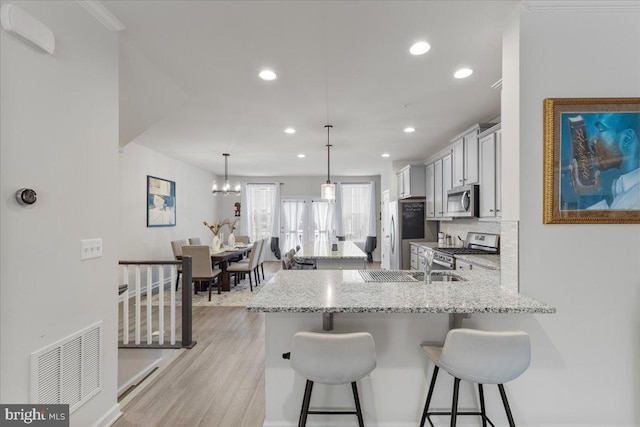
[543,98,640,224]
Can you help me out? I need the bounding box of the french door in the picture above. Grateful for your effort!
[280,198,334,254]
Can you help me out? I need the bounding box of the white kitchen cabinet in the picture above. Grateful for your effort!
[479,124,502,218]
[425,163,435,218]
[426,152,453,219]
[434,158,443,218]
[441,153,452,217]
[397,164,426,199]
[410,244,419,270]
[451,124,493,189]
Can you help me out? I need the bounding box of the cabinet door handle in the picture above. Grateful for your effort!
[496,209,501,212]
[458,179,463,183]
[489,209,494,212]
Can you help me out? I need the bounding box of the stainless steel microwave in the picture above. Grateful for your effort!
[446,185,479,217]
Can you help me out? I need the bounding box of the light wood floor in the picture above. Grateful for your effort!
[114,261,381,427]
[114,306,266,427]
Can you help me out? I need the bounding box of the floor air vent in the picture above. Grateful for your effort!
[31,321,103,412]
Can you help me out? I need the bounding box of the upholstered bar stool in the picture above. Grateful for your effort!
[419,328,531,427]
[289,331,376,427]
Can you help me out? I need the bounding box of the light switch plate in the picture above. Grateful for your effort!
[81,238,102,260]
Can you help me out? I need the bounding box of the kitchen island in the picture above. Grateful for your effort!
[293,240,367,270]
[247,269,554,426]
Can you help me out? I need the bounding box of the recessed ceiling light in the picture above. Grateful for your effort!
[454,68,473,79]
[404,127,416,133]
[409,41,431,55]
[297,154,306,158]
[259,69,277,81]
[284,128,296,134]
[382,153,390,158]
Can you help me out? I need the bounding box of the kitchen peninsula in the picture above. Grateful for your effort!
[247,270,554,426]
[294,240,367,270]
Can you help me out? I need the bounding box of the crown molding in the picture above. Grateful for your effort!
[77,0,125,32]
[523,0,640,12]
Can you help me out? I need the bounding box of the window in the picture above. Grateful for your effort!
[340,183,373,242]
[246,184,277,242]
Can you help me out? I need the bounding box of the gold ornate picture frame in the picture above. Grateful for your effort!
[543,98,640,224]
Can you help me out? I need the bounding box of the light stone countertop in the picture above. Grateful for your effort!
[293,241,367,260]
[246,269,555,314]
[410,241,501,270]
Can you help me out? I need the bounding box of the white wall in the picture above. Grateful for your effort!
[464,5,640,425]
[118,142,218,261]
[0,1,120,425]
[216,175,382,261]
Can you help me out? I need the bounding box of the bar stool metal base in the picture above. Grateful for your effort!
[419,366,515,427]
[298,380,365,427]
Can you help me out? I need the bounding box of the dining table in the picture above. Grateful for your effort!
[210,244,253,292]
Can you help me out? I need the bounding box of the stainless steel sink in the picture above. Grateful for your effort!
[408,272,463,282]
[359,270,463,283]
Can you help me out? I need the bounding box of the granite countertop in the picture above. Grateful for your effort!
[410,241,501,270]
[294,241,367,260]
[246,269,555,315]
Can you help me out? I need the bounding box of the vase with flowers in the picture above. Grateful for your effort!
[227,218,239,247]
[203,219,229,251]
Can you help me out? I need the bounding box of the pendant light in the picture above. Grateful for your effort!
[212,153,241,196]
[321,125,336,201]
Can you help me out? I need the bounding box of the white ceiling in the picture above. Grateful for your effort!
[106,0,517,177]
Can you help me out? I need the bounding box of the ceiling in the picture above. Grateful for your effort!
[106,0,517,177]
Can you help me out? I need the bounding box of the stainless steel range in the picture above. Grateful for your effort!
[432,232,499,270]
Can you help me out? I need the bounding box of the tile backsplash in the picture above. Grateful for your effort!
[438,218,519,293]
[438,219,501,243]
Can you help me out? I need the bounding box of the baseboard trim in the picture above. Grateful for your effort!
[117,349,184,408]
[92,403,121,427]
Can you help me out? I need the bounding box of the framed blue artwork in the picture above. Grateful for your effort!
[544,98,640,223]
[147,175,176,227]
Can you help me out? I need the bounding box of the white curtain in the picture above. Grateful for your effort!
[313,200,334,243]
[243,183,280,257]
[282,200,305,251]
[239,183,249,236]
[270,183,281,258]
[340,182,373,242]
[334,183,344,239]
[367,181,377,237]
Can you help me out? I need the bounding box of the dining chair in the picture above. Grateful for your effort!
[257,237,269,281]
[227,238,262,291]
[188,237,201,245]
[171,239,188,291]
[289,247,315,270]
[235,235,250,244]
[181,245,222,300]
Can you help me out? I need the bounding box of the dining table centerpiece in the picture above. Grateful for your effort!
[203,219,229,251]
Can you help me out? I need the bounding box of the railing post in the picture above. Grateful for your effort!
[181,256,195,348]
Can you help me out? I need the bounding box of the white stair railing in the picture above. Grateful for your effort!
[118,258,194,349]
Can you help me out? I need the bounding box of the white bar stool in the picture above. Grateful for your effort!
[289,331,376,427]
[419,328,531,427]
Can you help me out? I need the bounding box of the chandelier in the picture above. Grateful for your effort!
[212,153,241,196]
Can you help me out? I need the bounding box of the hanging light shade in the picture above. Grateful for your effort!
[321,124,336,201]
[212,153,241,196]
